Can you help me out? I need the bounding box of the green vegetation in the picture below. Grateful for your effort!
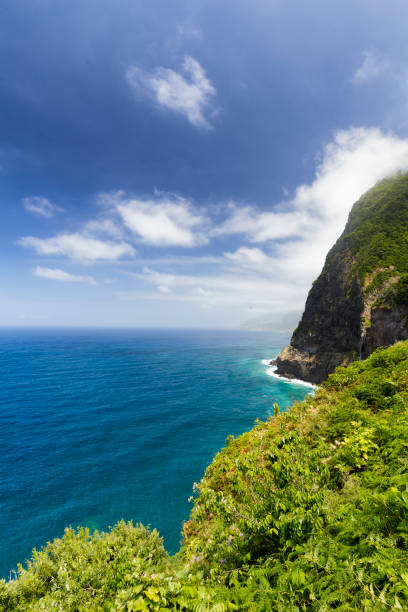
[0,523,228,611]
[392,274,408,307]
[2,341,408,610]
[330,172,408,291]
[363,268,397,298]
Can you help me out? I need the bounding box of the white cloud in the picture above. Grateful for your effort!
[196,287,213,296]
[217,128,408,263]
[216,207,306,242]
[19,233,135,261]
[115,194,207,247]
[135,266,298,307]
[118,264,304,327]
[176,24,203,42]
[126,56,216,129]
[83,218,124,239]
[34,266,96,285]
[23,196,64,218]
[224,246,271,267]
[352,51,387,85]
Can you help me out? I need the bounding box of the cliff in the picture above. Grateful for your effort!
[275,171,408,383]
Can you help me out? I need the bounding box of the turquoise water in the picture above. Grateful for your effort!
[0,328,312,579]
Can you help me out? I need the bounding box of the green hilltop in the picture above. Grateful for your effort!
[342,171,408,281]
[327,172,408,289]
[2,340,408,611]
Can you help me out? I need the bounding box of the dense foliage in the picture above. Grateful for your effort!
[2,341,408,610]
[345,172,408,280]
[328,171,408,292]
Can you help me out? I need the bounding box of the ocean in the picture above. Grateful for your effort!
[0,328,313,579]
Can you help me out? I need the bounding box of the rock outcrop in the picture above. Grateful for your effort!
[275,171,408,384]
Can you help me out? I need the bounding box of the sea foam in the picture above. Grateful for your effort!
[262,359,317,390]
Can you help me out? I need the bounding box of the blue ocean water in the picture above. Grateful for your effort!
[0,328,312,579]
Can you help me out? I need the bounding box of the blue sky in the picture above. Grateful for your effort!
[2,0,408,328]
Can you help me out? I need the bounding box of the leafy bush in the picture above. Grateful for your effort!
[0,522,234,611]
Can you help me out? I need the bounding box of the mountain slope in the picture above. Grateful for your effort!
[276,171,408,383]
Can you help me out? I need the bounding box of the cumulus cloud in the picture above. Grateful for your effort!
[83,218,124,239]
[17,190,207,272]
[126,56,216,128]
[23,196,64,218]
[34,266,96,285]
[216,207,305,242]
[113,193,207,247]
[352,51,388,85]
[224,246,272,267]
[19,233,135,261]
[217,128,408,265]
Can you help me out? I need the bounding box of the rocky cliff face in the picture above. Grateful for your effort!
[275,171,408,384]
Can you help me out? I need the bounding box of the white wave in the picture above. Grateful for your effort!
[263,361,317,390]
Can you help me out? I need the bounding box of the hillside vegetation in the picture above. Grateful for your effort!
[341,171,408,284]
[1,341,408,610]
[329,171,408,310]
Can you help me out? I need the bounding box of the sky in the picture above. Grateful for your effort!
[2,0,408,329]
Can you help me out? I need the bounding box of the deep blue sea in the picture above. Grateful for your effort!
[0,328,313,579]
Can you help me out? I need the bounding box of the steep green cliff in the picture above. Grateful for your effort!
[276,171,408,384]
[2,341,408,610]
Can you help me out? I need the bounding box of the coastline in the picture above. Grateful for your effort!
[262,359,317,390]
